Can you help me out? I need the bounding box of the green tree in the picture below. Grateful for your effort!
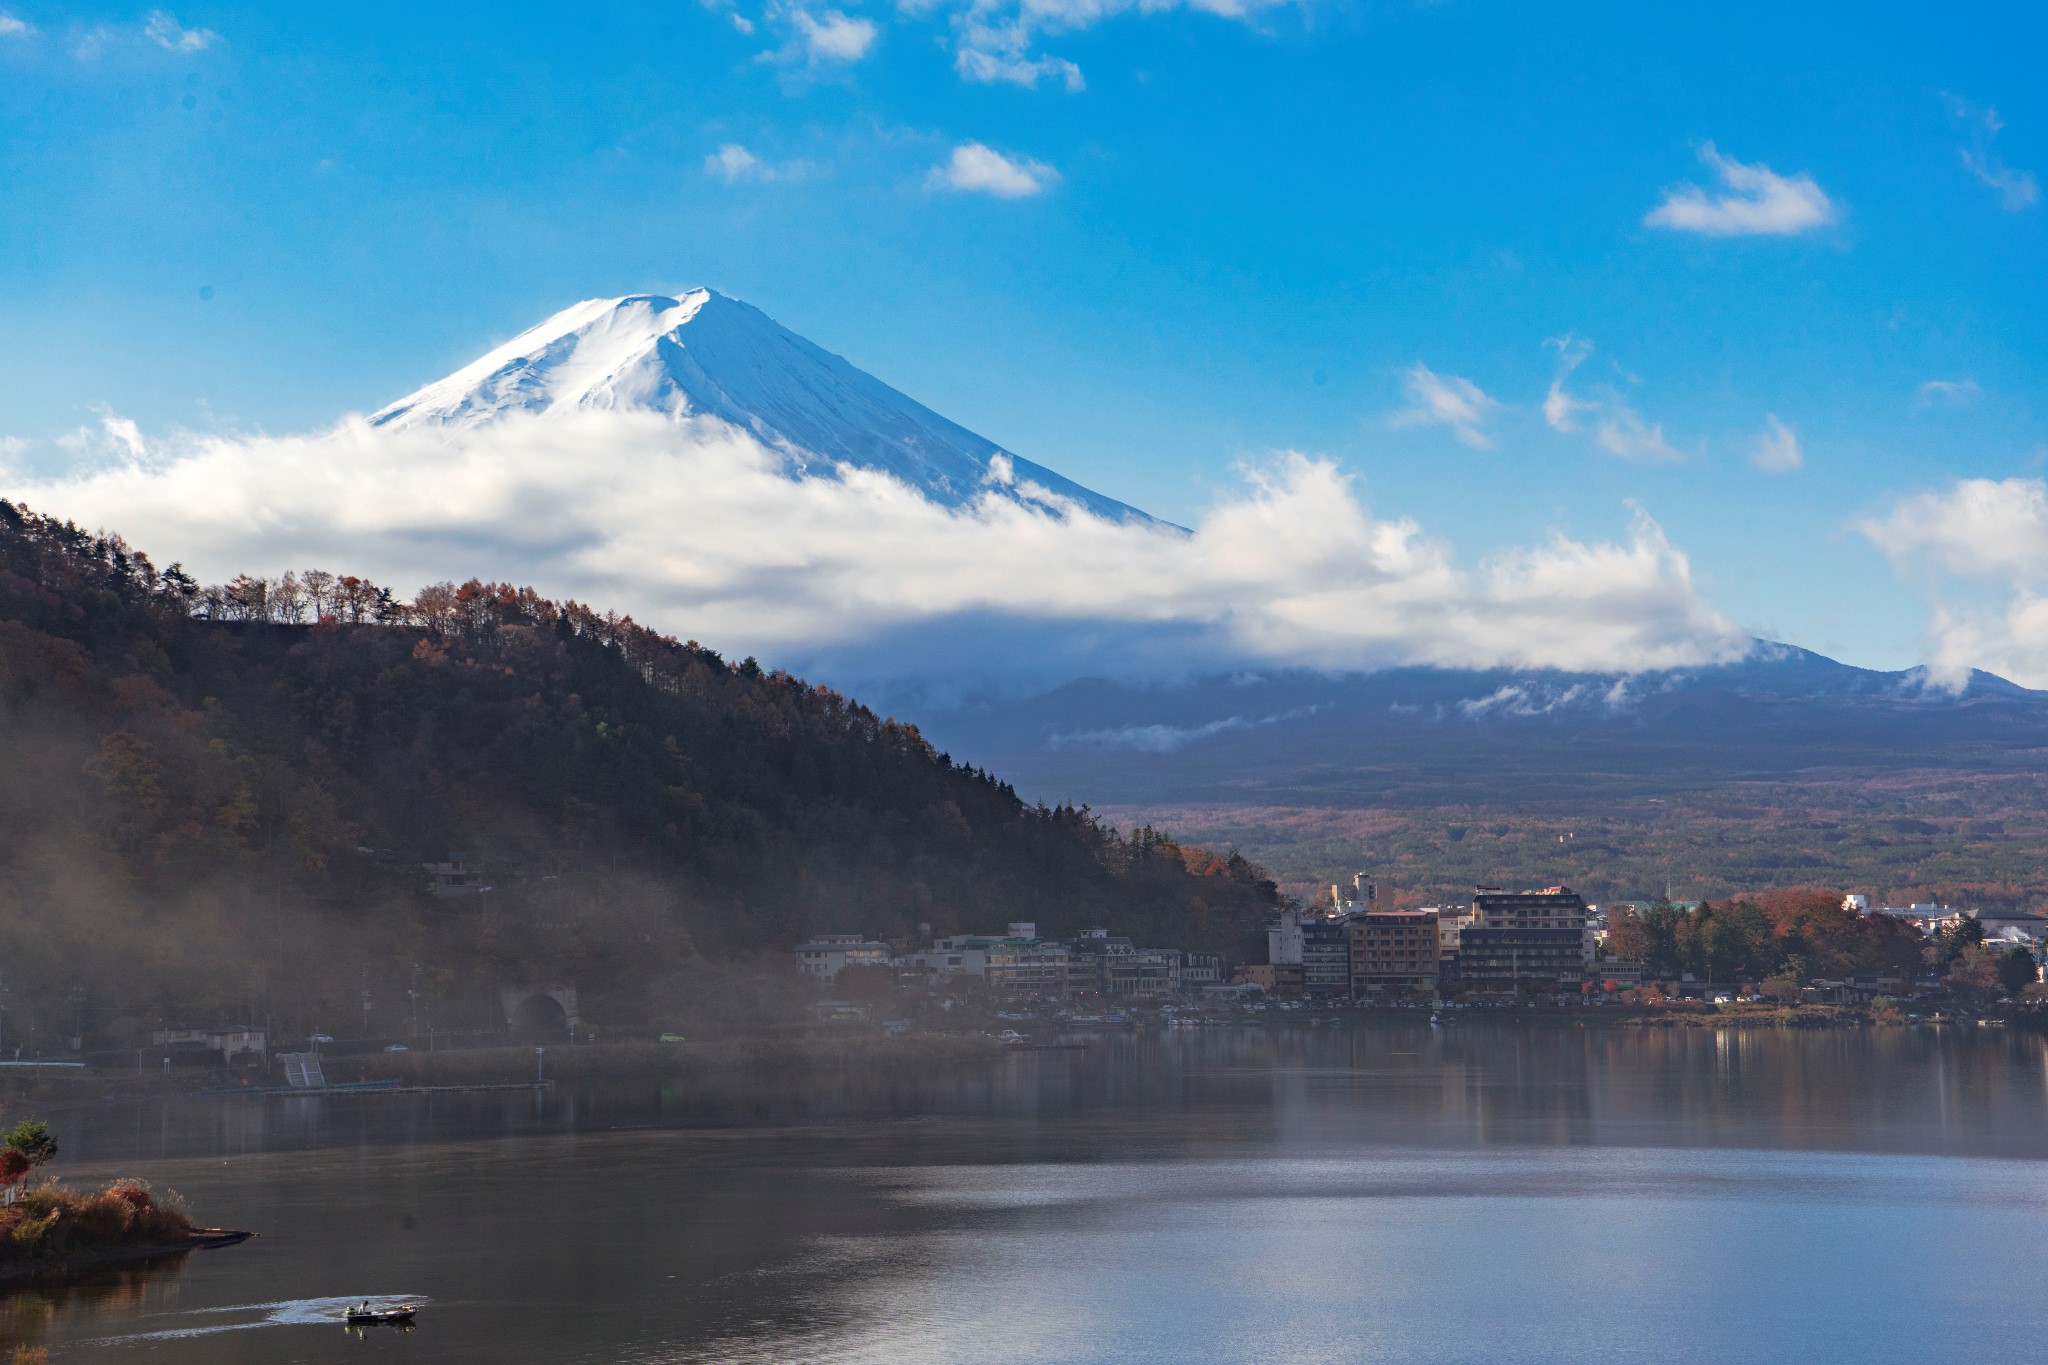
[1934,916,1986,969]
[5,1119,58,1169]
[1996,946,2038,997]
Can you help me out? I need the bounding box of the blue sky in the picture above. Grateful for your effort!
[0,0,2042,676]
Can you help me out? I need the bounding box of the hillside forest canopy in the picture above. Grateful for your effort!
[0,502,1281,1050]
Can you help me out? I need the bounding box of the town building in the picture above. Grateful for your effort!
[1103,949,1177,998]
[1347,910,1440,1000]
[152,1024,268,1064]
[1969,910,2048,945]
[1182,953,1225,990]
[1432,904,1474,956]
[795,934,893,981]
[1235,963,1302,993]
[1328,873,1378,913]
[1301,915,1354,996]
[1456,887,1591,997]
[907,923,1071,993]
[983,928,1071,994]
[1267,908,1307,966]
[1593,959,1645,991]
[423,853,491,898]
[1067,928,1139,996]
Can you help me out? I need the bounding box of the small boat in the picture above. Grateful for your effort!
[344,1304,419,1325]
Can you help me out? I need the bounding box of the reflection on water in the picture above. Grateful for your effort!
[15,1025,2048,1362]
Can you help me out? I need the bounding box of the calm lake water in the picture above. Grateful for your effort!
[15,1023,2048,1363]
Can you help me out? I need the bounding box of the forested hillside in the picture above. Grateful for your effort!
[0,502,1278,1048]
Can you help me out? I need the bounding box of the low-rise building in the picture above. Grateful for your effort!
[985,924,1071,993]
[424,853,491,898]
[152,1024,267,1063]
[1182,953,1225,990]
[906,923,1070,993]
[1104,950,1177,998]
[795,934,892,981]
[1593,959,1645,991]
[1066,928,1138,996]
[1971,910,2048,943]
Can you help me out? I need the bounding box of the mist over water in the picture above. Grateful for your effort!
[15,1025,2048,1363]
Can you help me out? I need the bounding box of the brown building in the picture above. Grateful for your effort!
[1348,910,1441,1000]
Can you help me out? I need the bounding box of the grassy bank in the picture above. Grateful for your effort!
[0,1181,192,1275]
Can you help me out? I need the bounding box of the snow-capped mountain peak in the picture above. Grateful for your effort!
[372,289,1155,523]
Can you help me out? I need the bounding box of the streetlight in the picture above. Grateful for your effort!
[534,1046,546,1086]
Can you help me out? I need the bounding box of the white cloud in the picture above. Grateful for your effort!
[0,13,33,38]
[794,8,877,60]
[143,9,215,52]
[1542,335,1683,461]
[1542,334,1595,433]
[1858,477,2048,686]
[702,143,816,184]
[1861,477,2048,584]
[933,0,1289,93]
[1750,415,1801,473]
[1948,95,2038,212]
[1644,143,1838,238]
[956,46,1084,90]
[1390,363,1499,449]
[1916,378,1983,410]
[4,410,1746,683]
[1595,407,1684,463]
[927,142,1057,198]
[705,144,762,181]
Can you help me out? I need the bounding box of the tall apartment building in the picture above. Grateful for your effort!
[1347,909,1441,999]
[1455,887,1590,997]
[1268,907,1307,966]
[1301,915,1353,996]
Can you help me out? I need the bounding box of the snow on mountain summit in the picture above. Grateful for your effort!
[371,289,1157,524]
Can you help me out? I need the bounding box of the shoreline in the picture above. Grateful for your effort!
[0,1006,2010,1104]
[0,1229,251,1289]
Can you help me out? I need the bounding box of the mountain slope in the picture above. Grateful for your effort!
[372,290,1157,524]
[0,500,1274,1047]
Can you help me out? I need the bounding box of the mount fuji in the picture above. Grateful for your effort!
[356,287,2048,818]
[372,289,1157,525]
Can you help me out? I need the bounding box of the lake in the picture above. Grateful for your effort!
[15,1022,2048,1363]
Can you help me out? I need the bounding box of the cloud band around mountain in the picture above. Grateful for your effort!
[6,410,1747,687]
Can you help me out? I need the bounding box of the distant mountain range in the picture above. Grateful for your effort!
[372,289,1157,525]
[914,643,2048,809]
